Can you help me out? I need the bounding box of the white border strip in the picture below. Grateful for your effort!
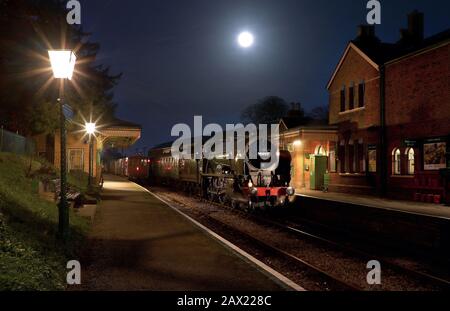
[134,183,306,292]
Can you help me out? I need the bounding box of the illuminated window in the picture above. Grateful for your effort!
[406,148,415,175]
[392,148,401,175]
[329,150,336,172]
[316,145,326,156]
[287,143,294,153]
[368,148,377,173]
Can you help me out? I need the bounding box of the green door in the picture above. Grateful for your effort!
[310,155,328,190]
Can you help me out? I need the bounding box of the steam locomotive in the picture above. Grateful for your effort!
[144,140,296,209]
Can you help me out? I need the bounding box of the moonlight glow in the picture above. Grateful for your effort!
[237,32,254,48]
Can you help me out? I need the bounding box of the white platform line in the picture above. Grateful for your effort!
[134,183,306,292]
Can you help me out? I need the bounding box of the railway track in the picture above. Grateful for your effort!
[219,202,450,288]
[277,218,450,289]
[196,211,363,291]
[143,184,450,290]
[204,199,450,290]
[150,190,362,291]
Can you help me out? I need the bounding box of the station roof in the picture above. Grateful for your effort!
[100,117,142,149]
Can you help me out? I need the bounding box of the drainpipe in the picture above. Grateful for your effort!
[380,64,388,196]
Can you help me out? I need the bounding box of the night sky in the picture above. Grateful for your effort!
[82,0,450,154]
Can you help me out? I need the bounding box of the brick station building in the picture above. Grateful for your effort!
[34,118,141,181]
[283,11,450,202]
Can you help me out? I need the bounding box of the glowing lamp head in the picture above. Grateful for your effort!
[293,140,302,147]
[48,50,76,80]
[238,32,254,48]
[85,122,96,135]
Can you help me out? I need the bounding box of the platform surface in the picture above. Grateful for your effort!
[296,189,450,220]
[78,175,286,291]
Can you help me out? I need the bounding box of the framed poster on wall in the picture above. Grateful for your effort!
[423,138,447,171]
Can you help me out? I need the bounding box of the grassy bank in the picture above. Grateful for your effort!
[0,153,90,290]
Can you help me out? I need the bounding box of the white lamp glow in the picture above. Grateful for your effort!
[238,32,254,48]
[85,122,96,135]
[48,50,77,80]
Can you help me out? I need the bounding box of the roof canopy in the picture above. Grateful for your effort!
[99,118,142,149]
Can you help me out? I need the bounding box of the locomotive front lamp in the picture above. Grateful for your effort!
[287,187,295,196]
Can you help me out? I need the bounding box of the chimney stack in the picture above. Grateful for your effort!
[400,10,424,44]
[357,25,376,39]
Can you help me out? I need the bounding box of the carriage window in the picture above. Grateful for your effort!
[392,148,401,175]
[406,148,415,175]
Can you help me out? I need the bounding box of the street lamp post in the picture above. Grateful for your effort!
[85,122,96,187]
[48,50,76,241]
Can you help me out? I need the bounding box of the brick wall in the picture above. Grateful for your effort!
[328,46,381,129]
[54,132,99,178]
[384,43,450,200]
[385,43,450,128]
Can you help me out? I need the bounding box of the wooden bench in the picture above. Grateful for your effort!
[52,179,83,208]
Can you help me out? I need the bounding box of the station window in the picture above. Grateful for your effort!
[368,148,377,173]
[316,145,327,156]
[349,83,355,110]
[406,148,415,175]
[329,148,337,173]
[392,148,401,175]
[358,81,365,108]
[340,86,346,112]
[339,141,346,173]
[287,143,294,153]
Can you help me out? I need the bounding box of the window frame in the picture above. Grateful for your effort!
[358,80,365,108]
[367,146,377,173]
[392,148,401,175]
[349,82,355,110]
[68,148,84,172]
[340,86,346,112]
[406,148,415,175]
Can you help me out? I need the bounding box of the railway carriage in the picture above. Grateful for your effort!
[127,156,151,181]
[147,139,296,209]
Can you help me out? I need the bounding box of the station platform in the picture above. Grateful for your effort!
[78,175,287,291]
[293,190,450,253]
[296,190,450,220]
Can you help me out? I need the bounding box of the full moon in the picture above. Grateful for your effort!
[237,32,254,48]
